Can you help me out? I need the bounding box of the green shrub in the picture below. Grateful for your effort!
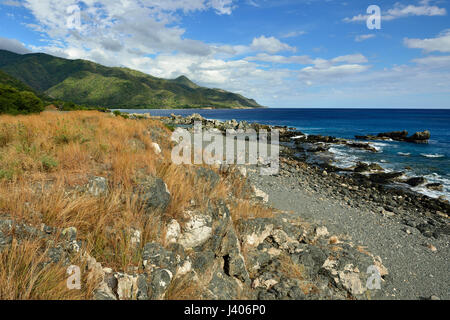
[40,155,58,171]
[0,84,44,115]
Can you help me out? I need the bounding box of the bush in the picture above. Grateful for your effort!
[0,84,44,115]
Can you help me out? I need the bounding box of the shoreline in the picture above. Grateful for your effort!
[161,112,450,299]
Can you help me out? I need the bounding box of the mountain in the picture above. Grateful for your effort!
[0,50,264,109]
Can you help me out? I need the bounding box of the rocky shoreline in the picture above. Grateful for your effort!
[1,111,447,300]
[162,112,450,233]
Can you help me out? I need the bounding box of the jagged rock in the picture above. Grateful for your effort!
[353,162,384,173]
[149,268,173,300]
[405,176,427,187]
[407,130,430,143]
[142,242,181,275]
[116,273,139,300]
[178,211,213,249]
[369,172,404,184]
[165,219,181,244]
[319,243,387,299]
[357,130,430,144]
[346,142,378,153]
[377,130,408,140]
[135,176,171,213]
[291,245,328,279]
[426,183,444,191]
[86,176,108,197]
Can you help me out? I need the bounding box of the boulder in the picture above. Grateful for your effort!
[346,142,378,153]
[407,130,430,143]
[178,211,213,249]
[405,176,427,187]
[426,183,444,191]
[353,162,383,173]
[377,130,408,140]
[135,176,171,213]
[369,172,404,184]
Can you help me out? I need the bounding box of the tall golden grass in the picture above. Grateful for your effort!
[0,111,274,300]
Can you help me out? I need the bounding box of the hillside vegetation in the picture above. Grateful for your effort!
[0,70,44,115]
[0,50,263,109]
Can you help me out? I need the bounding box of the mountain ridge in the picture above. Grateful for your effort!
[0,50,264,109]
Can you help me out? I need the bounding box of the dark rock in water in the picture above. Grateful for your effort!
[346,142,378,153]
[356,130,430,144]
[308,144,329,153]
[279,130,304,142]
[426,183,444,191]
[135,176,171,213]
[377,130,408,140]
[353,162,384,173]
[405,177,427,187]
[295,135,339,144]
[407,130,430,143]
[369,172,404,184]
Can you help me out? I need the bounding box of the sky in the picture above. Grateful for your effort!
[0,0,449,108]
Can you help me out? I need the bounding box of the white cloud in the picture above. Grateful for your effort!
[404,30,450,53]
[355,34,375,42]
[1,0,22,6]
[245,53,312,64]
[250,35,296,54]
[412,55,450,67]
[0,37,31,54]
[281,30,306,38]
[344,1,446,23]
[331,54,368,64]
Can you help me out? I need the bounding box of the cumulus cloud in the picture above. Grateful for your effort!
[404,30,450,53]
[0,37,31,54]
[250,36,296,54]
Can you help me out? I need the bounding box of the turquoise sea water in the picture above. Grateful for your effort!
[119,108,450,200]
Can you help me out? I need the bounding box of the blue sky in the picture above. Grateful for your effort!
[0,0,449,108]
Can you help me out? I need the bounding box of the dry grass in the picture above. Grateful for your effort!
[0,110,275,300]
[0,239,92,300]
[229,200,274,225]
[164,273,203,300]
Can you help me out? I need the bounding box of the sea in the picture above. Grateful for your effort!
[118,108,450,201]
